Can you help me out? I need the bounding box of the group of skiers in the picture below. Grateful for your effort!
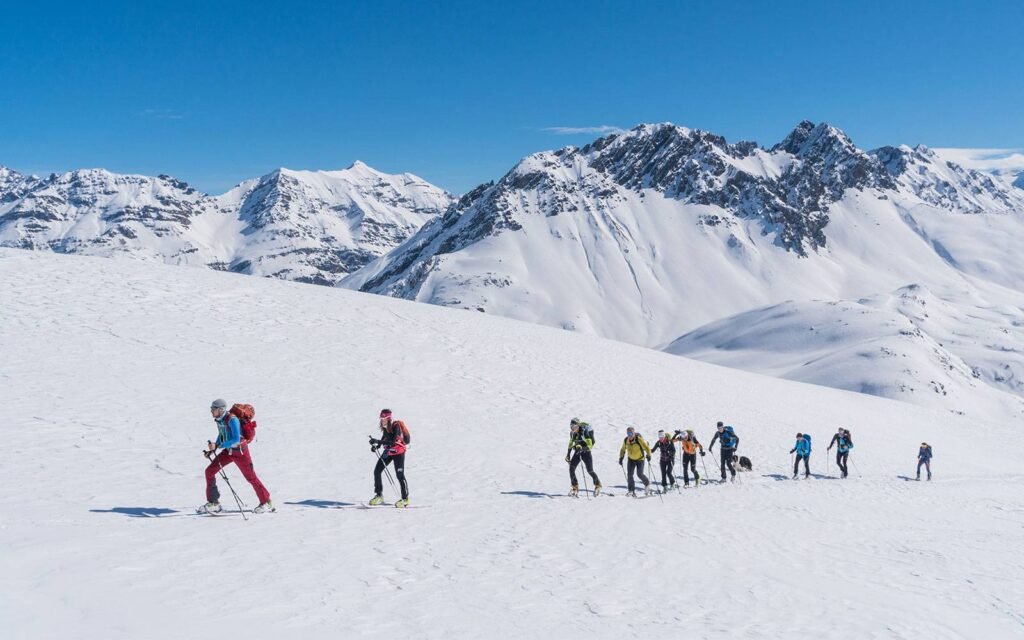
[563,419,936,498]
[197,402,413,514]
[194,400,937,513]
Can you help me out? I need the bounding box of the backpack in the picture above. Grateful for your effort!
[229,403,257,442]
[722,426,738,449]
[581,422,595,446]
[804,434,812,453]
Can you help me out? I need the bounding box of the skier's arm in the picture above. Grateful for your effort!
[734,434,740,449]
[828,434,838,450]
[651,440,662,453]
[218,416,242,450]
[640,438,652,456]
[618,441,627,461]
[708,432,720,450]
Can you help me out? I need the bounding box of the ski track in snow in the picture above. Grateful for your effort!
[1,249,1022,639]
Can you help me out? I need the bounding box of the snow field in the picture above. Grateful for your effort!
[1,250,1022,639]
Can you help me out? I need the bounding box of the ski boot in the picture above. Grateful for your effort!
[569,485,579,498]
[626,490,637,498]
[915,474,920,481]
[593,482,602,497]
[927,473,932,481]
[644,483,653,496]
[197,502,222,515]
[395,498,409,508]
[368,494,385,506]
[254,501,276,514]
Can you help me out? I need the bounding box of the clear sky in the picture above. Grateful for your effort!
[1,0,1021,194]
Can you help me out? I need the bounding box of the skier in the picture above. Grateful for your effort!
[827,428,854,478]
[198,399,274,514]
[650,430,677,492]
[916,442,933,481]
[369,409,411,507]
[565,418,602,496]
[790,432,812,479]
[618,427,652,497]
[708,421,740,482]
[674,429,705,487]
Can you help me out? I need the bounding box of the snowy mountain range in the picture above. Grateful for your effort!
[343,121,1024,420]
[0,162,454,285]
[3,120,1024,419]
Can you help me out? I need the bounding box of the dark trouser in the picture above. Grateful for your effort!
[204,447,271,504]
[836,451,849,477]
[916,459,931,478]
[720,448,736,479]
[569,450,600,487]
[374,452,409,500]
[626,458,649,492]
[682,453,700,484]
[794,454,810,477]
[659,458,675,487]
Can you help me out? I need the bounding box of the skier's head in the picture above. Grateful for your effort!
[570,422,580,433]
[379,408,392,428]
[570,417,581,427]
[837,427,845,434]
[716,421,724,431]
[626,427,636,439]
[210,398,227,419]
[796,432,803,438]
[685,429,694,438]
[658,429,666,440]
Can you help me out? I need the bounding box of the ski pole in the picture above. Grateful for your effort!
[579,451,591,501]
[790,452,795,478]
[851,455,862,478]
[369,437,399,496]
[699,452,709,481]
[205,446,248,520]
[647,459,664,503]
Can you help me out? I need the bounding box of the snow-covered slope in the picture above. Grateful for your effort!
[1,249,1021,639]
[0,162,454,285]
[665,285,1024,422]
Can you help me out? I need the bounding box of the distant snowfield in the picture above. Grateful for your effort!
[1,250,1022,639]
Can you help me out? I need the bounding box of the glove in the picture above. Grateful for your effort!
[618,458,624,465]
[646,455,651,462]
[206,440,217,453]
[790,449,795,454]
[564,454,571,463]
[700,451,706,457]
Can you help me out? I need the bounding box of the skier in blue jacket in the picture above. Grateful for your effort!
[916,443,933,481]
[790,433,812,478]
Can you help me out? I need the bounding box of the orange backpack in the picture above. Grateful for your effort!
[229,403,258,443]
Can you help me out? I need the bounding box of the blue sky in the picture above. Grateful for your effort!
[1,0,1021,194]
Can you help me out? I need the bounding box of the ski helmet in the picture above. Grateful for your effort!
[211,398,227,411]
[570,417,581,427]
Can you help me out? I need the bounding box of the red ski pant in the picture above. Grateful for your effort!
[205,448,271,504]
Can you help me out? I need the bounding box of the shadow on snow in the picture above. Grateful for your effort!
[90,507,180,518]
[284,499,357,509]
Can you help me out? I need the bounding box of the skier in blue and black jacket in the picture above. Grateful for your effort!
[916,443,933,481]
[790,433,812,478]
[827,428,853,478]
[708,422,740,481]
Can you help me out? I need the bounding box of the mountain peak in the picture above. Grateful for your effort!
[771,121,855,157]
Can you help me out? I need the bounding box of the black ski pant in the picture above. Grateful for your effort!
[659,458,675,487]
[916,459,931,478]
[682,452,700,484]
[626,458,649,492]
[794,454,810,477]
[374,452,409,499]
[720,448,737,479]
[569,450,600,487]
[836,451,849,477]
